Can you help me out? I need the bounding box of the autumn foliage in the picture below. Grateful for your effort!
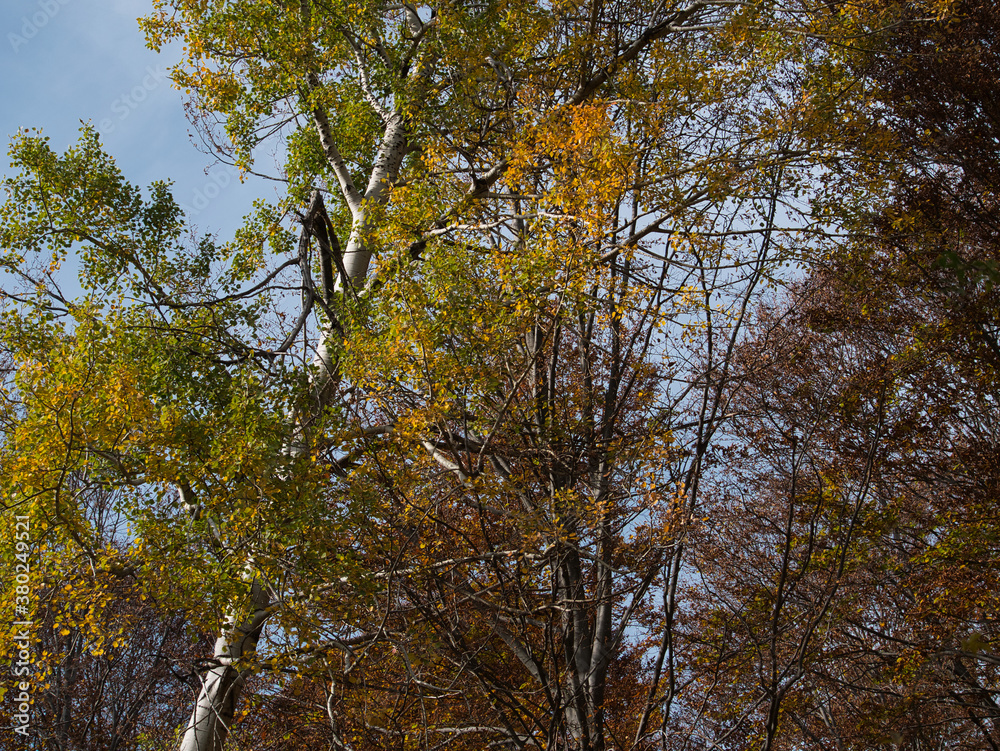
[2,0,1000,750]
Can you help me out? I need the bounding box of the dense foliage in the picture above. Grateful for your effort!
[1,0,998,749]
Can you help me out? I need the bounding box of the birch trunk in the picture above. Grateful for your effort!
[178,51,413,750]
[179,581,270,751]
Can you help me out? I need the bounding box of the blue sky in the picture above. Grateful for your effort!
[1,0,279,242]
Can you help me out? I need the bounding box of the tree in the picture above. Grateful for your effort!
[0,1,906,749]
[677,251,1000,750]
[671,3,1000,747]
[27,484,196,751]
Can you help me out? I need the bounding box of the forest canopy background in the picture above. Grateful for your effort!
[2,1,999,750]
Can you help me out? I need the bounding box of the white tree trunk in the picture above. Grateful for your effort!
[177,18,423,746]
[179,581,270,751]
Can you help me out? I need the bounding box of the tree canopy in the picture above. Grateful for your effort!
[2,1,999,750]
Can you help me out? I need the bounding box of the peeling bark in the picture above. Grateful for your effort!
[179,582,271,751]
